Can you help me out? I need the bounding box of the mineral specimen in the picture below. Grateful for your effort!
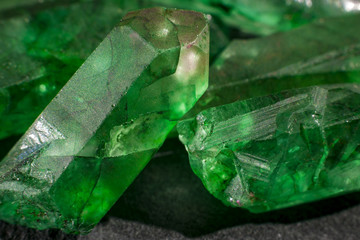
[0,7,209,233]
[187,13,360,117]
[178,84,360,212]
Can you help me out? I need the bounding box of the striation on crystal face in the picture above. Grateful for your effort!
[178,84,360,212]
[0,0,128,139]
[0,7,209,233]
[186,13,360,117]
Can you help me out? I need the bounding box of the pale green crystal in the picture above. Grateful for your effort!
[179,84,360,212]
[0,7,209,233]
[187,13,360,117]
[0,0,127,139]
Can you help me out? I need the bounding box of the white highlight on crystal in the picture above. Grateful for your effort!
[175,48,200,81]
[343,0,360,11]
[20,116,65,150]
[159,27,170,37]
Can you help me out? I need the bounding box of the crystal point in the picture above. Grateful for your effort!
[0,7,209,233]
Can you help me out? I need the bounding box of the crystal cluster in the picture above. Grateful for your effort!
[2,0,360,235]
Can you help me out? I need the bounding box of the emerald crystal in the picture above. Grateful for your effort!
[178,84,360,212]
[150,0,360,35]
[206,0,360,35]
[187,14,360,117]
[0,0,129,139]
[0,0,229,139]
[0,7,209,233]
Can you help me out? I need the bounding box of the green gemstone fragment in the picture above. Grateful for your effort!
[187,14,360,117]
[216,0,360,35]
[150,0,360,35]
[0,7,209,233]
[0,0,129,139]
[178,84,360,213]
[1,0,231,140]
[135,0,230,60]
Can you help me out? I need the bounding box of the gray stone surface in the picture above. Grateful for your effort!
[1,138,360,240]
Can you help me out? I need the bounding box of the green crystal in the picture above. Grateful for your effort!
[178,84,360,212]
[187,14,360,117]
[0,0,129,139]
[214,0,360,35]
[0,0,230,139]
[0,7,209,233]
[150,0,360,35]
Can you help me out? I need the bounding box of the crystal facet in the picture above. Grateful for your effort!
[187,14,360,117]
[0,7,209,233]
[178,84,360,212]
[0,0,127,139]
[0,0,229,140]
[208,0,360,35]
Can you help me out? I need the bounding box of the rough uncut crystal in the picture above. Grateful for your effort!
[0,0,227,140]
[0,0,128,139]
[0,7,209,233]
[187,14,360,117]
[134,0,230,60]
[178,84,360,212]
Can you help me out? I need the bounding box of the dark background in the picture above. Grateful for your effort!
[1,137,360,240]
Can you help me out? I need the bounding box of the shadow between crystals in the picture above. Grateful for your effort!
[106,138,360,237]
